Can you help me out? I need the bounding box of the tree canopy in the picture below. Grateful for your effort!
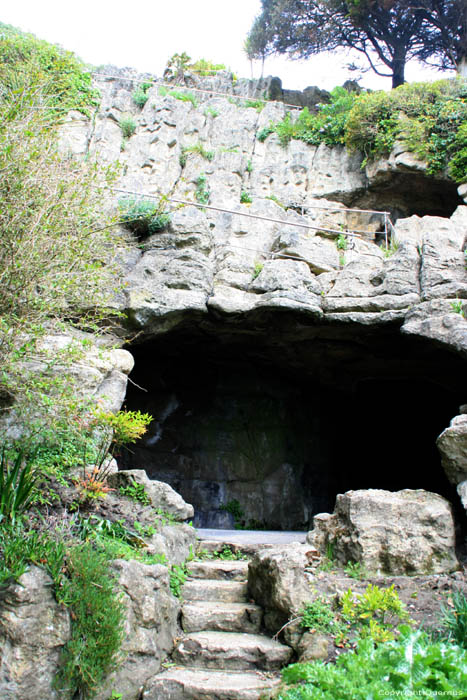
[246,0,467,88]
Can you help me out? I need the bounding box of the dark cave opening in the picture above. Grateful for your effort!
[120,318,466,530]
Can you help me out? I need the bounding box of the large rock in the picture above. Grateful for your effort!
[309,489,459,575]
[0,567,71,700]
[95,559,179,700]
[248,543,315,634]
[437,412,467,486]
[109,469,194,521]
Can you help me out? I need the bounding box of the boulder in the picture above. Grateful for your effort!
[109,469,194,521]
[248,543,316,634]
[308,489,458,575]
[437,413,467,487]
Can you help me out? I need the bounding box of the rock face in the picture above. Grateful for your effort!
[108,469,194,520]
[95,559,179,700]
[0,567,70,700]
[0,559,181,700]
[56,67,467,526]
[309,489,459,575]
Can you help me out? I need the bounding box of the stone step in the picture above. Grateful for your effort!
[187,559,249,581]
[182,601,263,634]
[143,667,281,700]
[172,631,293,671]
[197,540,277,559]
[182,579,249,603]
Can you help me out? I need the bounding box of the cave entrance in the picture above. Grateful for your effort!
[120,320,466,530]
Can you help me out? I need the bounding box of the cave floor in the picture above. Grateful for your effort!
[196,529,307,545]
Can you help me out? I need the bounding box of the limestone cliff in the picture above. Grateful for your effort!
[60,67,467,529]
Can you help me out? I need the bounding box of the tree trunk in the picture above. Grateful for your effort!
[392,55,406,88]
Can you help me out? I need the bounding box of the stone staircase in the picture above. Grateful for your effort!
[144,549,293,699]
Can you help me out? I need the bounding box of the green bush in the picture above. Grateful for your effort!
[119,115,137,138]
[277,627,467,700]
[119,197,171,237]
[56,543,125,698]
[440,588,467,649]
[0,28,99,118]
[132,82,152,109]
[240,190,253,204]
[300,598,342,635]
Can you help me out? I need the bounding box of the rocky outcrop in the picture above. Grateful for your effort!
[56,67,467,525]
[308,489,459,575]
[0,567,70,700]
[108,469,194,520]
[0,558,182,700]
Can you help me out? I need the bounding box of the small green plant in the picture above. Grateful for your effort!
[240,190,253,204]
[344,560,367,580]
[204,106,219,118]
[195,173,210,204]
[119,115,137,138]
[266,194,284,208]
[440,588,467,649]
[167,89,198,107]
[252,261,263,280]
[382,236,400,257]
[118,478,151,506]
[119,197,171,237]
[0,446,39,525]
[190,58,226,76]
[257,124,275,142]
[169,563,188,598]
[341,583,411,643]
[300,597,342,635]
[220,499,244,527]
[180,143,215,167]
[336,233,348,250]
[451,298,465,317]
[155,507,178,527]
[246,159,253,173]
[132,81,152,108]
[243,99,265,112]
[339,254,346,267]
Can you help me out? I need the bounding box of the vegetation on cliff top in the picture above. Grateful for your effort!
[262,79,467,181]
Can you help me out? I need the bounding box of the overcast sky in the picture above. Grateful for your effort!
[1,0,447,91]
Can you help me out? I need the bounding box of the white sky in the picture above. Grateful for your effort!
[1,0,448,91]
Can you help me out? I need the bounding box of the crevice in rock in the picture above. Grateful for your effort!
[120,309,466,532]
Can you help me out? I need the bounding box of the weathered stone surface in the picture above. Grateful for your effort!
[187,560,249,581]
[309,489,459,575]
[248,543,314,632]
[95,559,179,700]
[0,567,71,700]
[172,631,293,671]
[182,601,262,634]
[402,300,467,356]
[296,631,330,662]
[144,667,281,700]
[109,469,194,520]
[437,413,467,486]
[182,579,248,603]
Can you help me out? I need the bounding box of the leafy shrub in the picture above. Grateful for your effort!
[278,627,467,700]
[56,543,125,698]
[163,88,198,107]
[0,28,99,118]
[243,99,265,112]
[119,115,137,138]
[341,583,411,643]
[252,261,263,279]
[336,234,348,251]
[132,81,152,108]
[190,58,226,76]
[119,197,171,237]
[240,190,253,204]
